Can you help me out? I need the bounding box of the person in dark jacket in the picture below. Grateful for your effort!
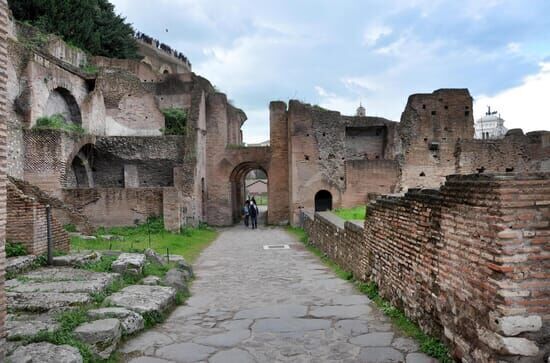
[243,200,250,227]
[249,198,258,229]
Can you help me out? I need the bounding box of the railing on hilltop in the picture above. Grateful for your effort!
[135,31,192,69]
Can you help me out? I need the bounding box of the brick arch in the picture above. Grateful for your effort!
[229,161,269,223]
[62,136,96,188]
[44,87,82,124]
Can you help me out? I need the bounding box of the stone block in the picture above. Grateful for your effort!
[87,307,144,336]
[74,318,122,359]
[111,253,146,275]
[7,342,83,363]
[105,285,176,314]
[162,268,190,295]
[491,314,542,336]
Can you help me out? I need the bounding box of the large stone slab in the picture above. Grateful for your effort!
[155,342,216,363]
[162,268,190,295]
[252,318,331,333]
[18,267,119,284]
[105,285,176,314]
[210,348,256,363]
[6,256,37,276]
[350,332,394,347]
[52,252,101,267]
[234,304,308,319]
[193,329,250,348]
[6,313,59,340]
[310,304,371,319]
[74,318,121,359]
[358,347,404,363]
[87,307,144,336]
[111,253,146,275]
[7,342,83,363]
[7,291,92,312]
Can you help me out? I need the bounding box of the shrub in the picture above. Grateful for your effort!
[162,108,187,135]
[34,114,85,135]
[6,242,27,257]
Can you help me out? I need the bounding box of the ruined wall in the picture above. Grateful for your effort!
[286,101,399,224]
[399,89,474,191]
[6,183,69,254]
[303,173,549,362]
[303,211,366,280]
[97,69,164,136]
[267,101,289,224]
[136,40,191,75]
[23,130,94,195]
[457,131,550,174]
[62,188,164,227]
[342,160,400,208]
[0,1,8,358]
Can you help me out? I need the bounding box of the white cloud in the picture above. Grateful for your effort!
[474,62,550,132]
[506,42,521,54]
[363,24,392,47]
[241,108,270,144]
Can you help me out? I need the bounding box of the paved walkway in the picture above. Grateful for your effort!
[121,224,436,363]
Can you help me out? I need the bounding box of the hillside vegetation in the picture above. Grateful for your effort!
[9,0,138,59]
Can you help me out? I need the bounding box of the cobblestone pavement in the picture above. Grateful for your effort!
[121,224,437,363]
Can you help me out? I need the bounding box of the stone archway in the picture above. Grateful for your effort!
[229,162,268,223]
[44,87,82,124]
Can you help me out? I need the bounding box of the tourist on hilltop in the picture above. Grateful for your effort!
[243,200,250,227]
[250,198,258,229]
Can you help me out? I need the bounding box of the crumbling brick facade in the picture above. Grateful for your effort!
[7,182,70,254]
[0,0,8,358]
[303,173,549,362]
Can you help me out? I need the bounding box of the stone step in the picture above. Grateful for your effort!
[105,285,176,314]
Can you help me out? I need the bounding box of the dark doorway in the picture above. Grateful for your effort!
[315,190,332,212]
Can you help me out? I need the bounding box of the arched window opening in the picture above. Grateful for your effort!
[315,190,332,212]
[44,87,82,125]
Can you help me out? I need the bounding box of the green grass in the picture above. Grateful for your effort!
[333,206,367,221]
[251,195,268,206]
[33,114,85,135]
[287,226,452,363]
[71,218,218,264]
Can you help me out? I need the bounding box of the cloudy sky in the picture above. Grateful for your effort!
[111,0,550,143]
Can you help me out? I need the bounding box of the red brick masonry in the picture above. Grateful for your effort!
[304,172,549,363]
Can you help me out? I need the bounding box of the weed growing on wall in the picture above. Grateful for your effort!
[162,108,187,135]
[34,114,85,135]
[5,241,28,257]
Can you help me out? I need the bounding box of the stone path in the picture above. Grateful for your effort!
[121,224,437,363]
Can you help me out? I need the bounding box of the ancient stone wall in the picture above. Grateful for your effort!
[286,101,400,224]
[303,173,549,362]
[303,211,366,280]
[0,1,9,357]
[399,89,474,190]
[457,131,550,174]
[7,182,69,254]
[62,188,164,227]
[267,101,290,224]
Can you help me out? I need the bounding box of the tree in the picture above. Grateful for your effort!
[9,0,139,59]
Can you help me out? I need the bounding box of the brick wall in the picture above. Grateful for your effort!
[303,173,549,362]
[6,182,70,254]
[0,1,9,357]
[303,211,367,282]
[62,188,164,227]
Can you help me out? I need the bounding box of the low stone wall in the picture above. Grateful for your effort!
[303,212,367,284]
[62,188,164,227]
[7,183,70,254]
[302,172,549,362]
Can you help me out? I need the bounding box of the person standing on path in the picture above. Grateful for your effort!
[249,198,258,229]
[243,200,250,227]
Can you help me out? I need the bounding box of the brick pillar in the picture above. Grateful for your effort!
[0,0,9,359]
[268,101,289,225]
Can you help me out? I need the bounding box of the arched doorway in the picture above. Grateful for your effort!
[315,190,332,212]
[229,162,268,224]
[44,87,82,124]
